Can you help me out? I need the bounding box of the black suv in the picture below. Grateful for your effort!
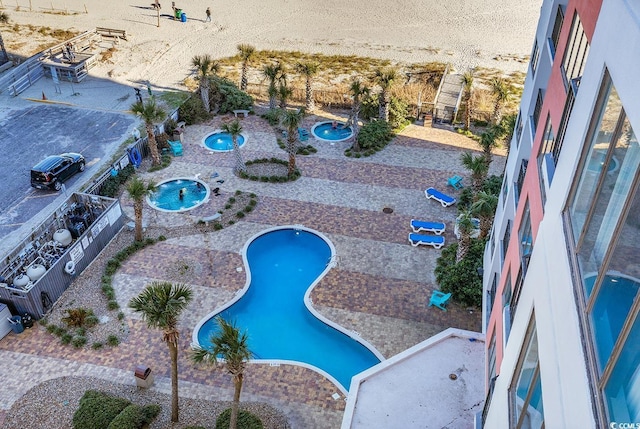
[30,153,86,191]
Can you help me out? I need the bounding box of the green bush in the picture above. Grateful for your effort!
[214,76,254,113]
[261,108,283,126]
[107,300,119,311]
[72,335,87,348]
[434,239,486,307]
[346,120,393,157]
[92,342,104,350]
[61,333,73,344]
[215,408,264,429]
[107,403,161,429]
[107,335,120,346]
[62,308,97,328]
[72,390,130,429]
[178,95,211,125]
[99,165,136,198]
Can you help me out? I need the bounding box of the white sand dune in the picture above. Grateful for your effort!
[4,0,540,89]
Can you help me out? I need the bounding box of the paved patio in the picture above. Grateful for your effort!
[0,110,501,428]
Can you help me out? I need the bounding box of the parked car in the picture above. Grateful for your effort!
[30,153,85,191]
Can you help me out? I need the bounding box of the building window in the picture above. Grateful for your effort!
[549,5,564,58]
[533,90,544,133]
[530,40,540,73]
[510,318,544,428]
[488,274,498,317]
[562,12,589,86]
[488,332,497,386]
[511,270,524,321]
[516,112,524,144]
[553,83,577,165]
[502,220,512,261]
[538,114,555,206]
[519,201,533,276]
[566,69,640,423]
[516,159,528,203]
[503,179,509,206]
[503,270,513,348]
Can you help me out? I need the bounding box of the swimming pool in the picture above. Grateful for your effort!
[193,226,383,392]
[146,178,209,212]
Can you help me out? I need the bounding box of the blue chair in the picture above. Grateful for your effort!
[168,140,183,156]
[425,187,456,207]
[429,290,452,311]
[408,233,445,249]
[410,219,446,235]
[447,175,464,190]
[298,128,309,141]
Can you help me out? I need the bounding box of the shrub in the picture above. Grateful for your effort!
[117,312,125,321]
[54,325,67,337]
[261,108,283,126]
[72,390,131,429]
[72,335,87,348]
[107,300,119,311]
[106,403,161,429]
[434,239,486,308]
[62,308,96,328]
[92,342,104,350]
[178,95,211,125]
[99,165,135,198]
[236,211,245,218]
[346,120,394,157]
[61,333,73,344]
[215,408,264,429]
[46,324,57,334]
[213,76,254,113]
[213,223,223,231]
[107,335,120,346]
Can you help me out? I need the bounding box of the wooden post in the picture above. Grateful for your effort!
[84,3,87,13]
[157,6,160,27]
[51,2,54,11]
[29,0,32,11]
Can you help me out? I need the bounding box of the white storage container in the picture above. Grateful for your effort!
[0,304,12,339]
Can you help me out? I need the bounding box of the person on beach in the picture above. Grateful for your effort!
[205,7,211,22]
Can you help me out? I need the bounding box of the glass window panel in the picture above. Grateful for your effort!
[570,76,621,251]
[578,116,638,296]
[513,328,545,429]
[591,182,640,371]
[604,313,640,423]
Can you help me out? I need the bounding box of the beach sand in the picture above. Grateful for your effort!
[2,0,541,89]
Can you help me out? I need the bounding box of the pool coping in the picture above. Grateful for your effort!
[191,224,385,395]
[201,129,249,152]
[146,177,210,213]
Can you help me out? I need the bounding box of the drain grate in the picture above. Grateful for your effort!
[382,207,394,214]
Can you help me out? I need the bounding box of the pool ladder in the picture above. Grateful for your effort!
[326,254,340,268]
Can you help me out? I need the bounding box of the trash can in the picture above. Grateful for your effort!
[8,316,24,334]
[181,12,187,22]
[22,313,34,329]
[134,366,154,388]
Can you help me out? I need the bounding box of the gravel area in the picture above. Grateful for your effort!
[3,376,290,429]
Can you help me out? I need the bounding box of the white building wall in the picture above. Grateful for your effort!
[483,0,640,427]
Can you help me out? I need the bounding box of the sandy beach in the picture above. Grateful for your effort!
[3,0,541,89]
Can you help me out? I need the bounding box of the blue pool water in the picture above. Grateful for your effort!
[587,150,618,174]
[204,132,246,151]
[147,178,208,212]
[312,122,353,142]
[195,227,382,390]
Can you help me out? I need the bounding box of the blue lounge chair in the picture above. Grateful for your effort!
[168,140,183,156]
[298,128,309,141]
[429,290,452,311]
[447,175,464,190]
[410,219,446,235]
[408,233,445,249]
[425,187,456,207]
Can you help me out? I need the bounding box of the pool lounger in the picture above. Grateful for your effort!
[408,233,445,249]
[411,219,446,235]
[425,187,456,207]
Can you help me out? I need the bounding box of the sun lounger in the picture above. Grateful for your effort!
[425,187,456,207]
[408,233,445,249]
[410,220,446,235]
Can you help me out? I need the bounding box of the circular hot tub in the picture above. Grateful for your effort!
[202,131,247,152]
[311,121,353,142]
[147,178,210,212]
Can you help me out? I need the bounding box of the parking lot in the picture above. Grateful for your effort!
[0,103,136,255]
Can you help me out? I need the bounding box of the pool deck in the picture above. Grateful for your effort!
[0,109,502,428]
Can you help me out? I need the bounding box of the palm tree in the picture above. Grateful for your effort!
[126,177,156,242]
[461,152,489,194]
[471,191,499,239]
[192,317,252,429]
[374,68,398,122]
[295,61,319,112]
[277,76,293,109]
[281,108,305,177]
[345,78,369,151]
[221,120,246,174]
[129,282,193,423]
[263,63,283,110]
[478,129,497,167]
[131,97,165,166]
[192,54,219,113]
[490,77,511,125]
[237,44,255,91]
[461,71,474,131]
[456,210,476,262]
